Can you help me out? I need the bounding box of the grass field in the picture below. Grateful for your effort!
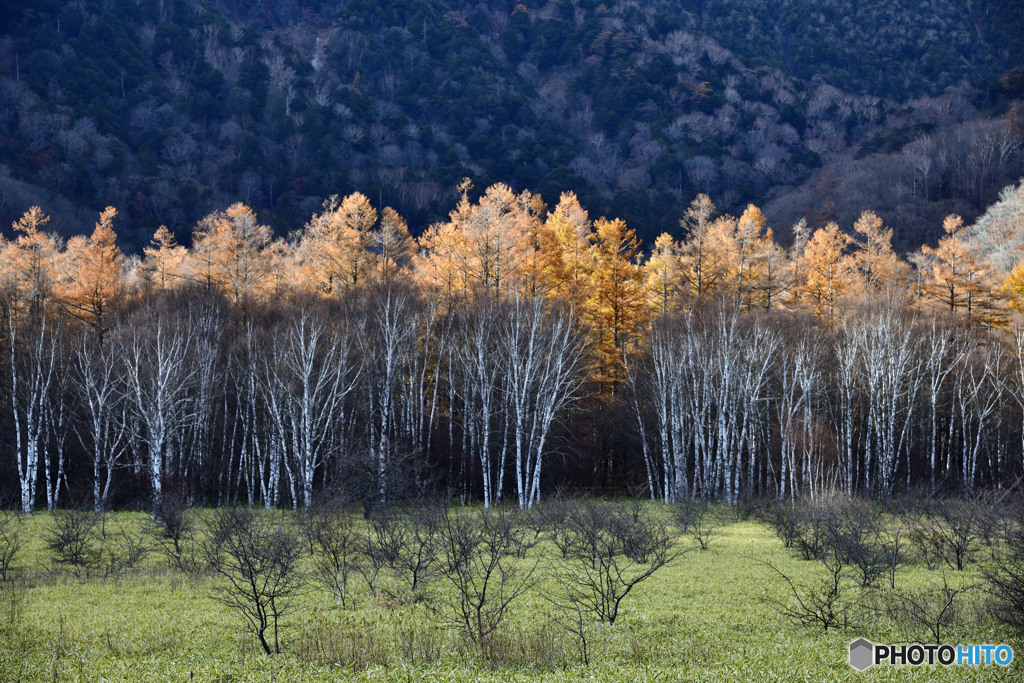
[0,505,1020,681]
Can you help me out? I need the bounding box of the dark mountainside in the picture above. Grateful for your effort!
[0,0,1021,251]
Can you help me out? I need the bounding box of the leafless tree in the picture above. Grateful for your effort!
[301,493,362,607]
[149,491,203,576]
[232,319,284,508]
[500,295,588,508]
[762,551,853,632]
[46,505,101,572]
[0,508,23,581]
[262,301,357,509]
[386,502,443,599]
[549,500,683,626]
[883,573,976,643]
[760,501,802,550]
[675,498,721,550]
[920,319,963,491]
[776,325,823,500]
[202,507,307,655]
[793,500,836,562]
[848,304,923,502]
[628,314,688,503]
[355,502,441,602]
[984,499,1024,628]
[1009,322,1024,478]
[354,285,418,507]
[823,498,893,588]
[71,330,129,512]
[912,496,994,571]
[6,305,61,514]
[453,298,504,508]
[178,298,224,499]
[952,345,1005,490]
[432,505,538,646]
[358,506,405,598]
[118,300,195,511]
[100,519,151,583]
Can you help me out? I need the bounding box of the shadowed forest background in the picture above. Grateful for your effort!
[0,0,1022,250]
[0,0,1024,513]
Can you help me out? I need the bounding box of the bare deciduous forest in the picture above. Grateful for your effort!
[2,184,1024,511]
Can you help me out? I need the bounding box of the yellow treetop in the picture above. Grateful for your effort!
[143,225,187,291]
[3,206,61,319]
[734,204,767,309]
[370,207,416,284]
[62,206,125,339]
[851,210,910,293]
[678,195,732,306]
[542,191,594,310]
[747,228,791,311]
[1004,263,1024,314]
[919,214,997,322]
[645,232,681,314]
[297,192,378,295]
[797,221,856,322]
[590,217,647,389]
[414,220,470,308]
[189,203,272,303]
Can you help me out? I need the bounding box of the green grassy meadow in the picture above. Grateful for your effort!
[0,507,1020,681]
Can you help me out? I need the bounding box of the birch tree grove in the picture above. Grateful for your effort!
[7,306,60,513]
[72,331,128,512]
[848,304,923,502]
[453,298,503,508]
[500,295,588,508]
[7,187,1024,511]
[264,302,357,509]
[120,302,195,511]
[629,314,688,503]
[631,306,779,504]
[355,286,415,507]
[630,304,1024,503]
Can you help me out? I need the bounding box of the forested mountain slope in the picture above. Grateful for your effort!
[0,0,1021,250]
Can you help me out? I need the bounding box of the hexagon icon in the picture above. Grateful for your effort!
[849,638,874,671]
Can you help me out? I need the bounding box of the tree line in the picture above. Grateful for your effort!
[3,183,1024,513]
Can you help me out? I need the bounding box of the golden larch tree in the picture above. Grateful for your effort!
[679,197,737,307]
[919,214,998,322]
[747,228,791,311]
[189,203,272,304]
[678,194,731,305]
[262,237,295,301]
[4,206,61,321]
[590,217,648,389]
[296,192,378,295]
[645,233,682,314]
[369,207,415,284]
[414,220,470,308]
[734,204,768,309]
[62,206,125,341]
[850,210,910,293]
[455,183,534,298]
[513,191,549,298]
[143,225,187,291]
[796,221,857,322]
[542,191,594,310]
[1004,263,1024,314]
